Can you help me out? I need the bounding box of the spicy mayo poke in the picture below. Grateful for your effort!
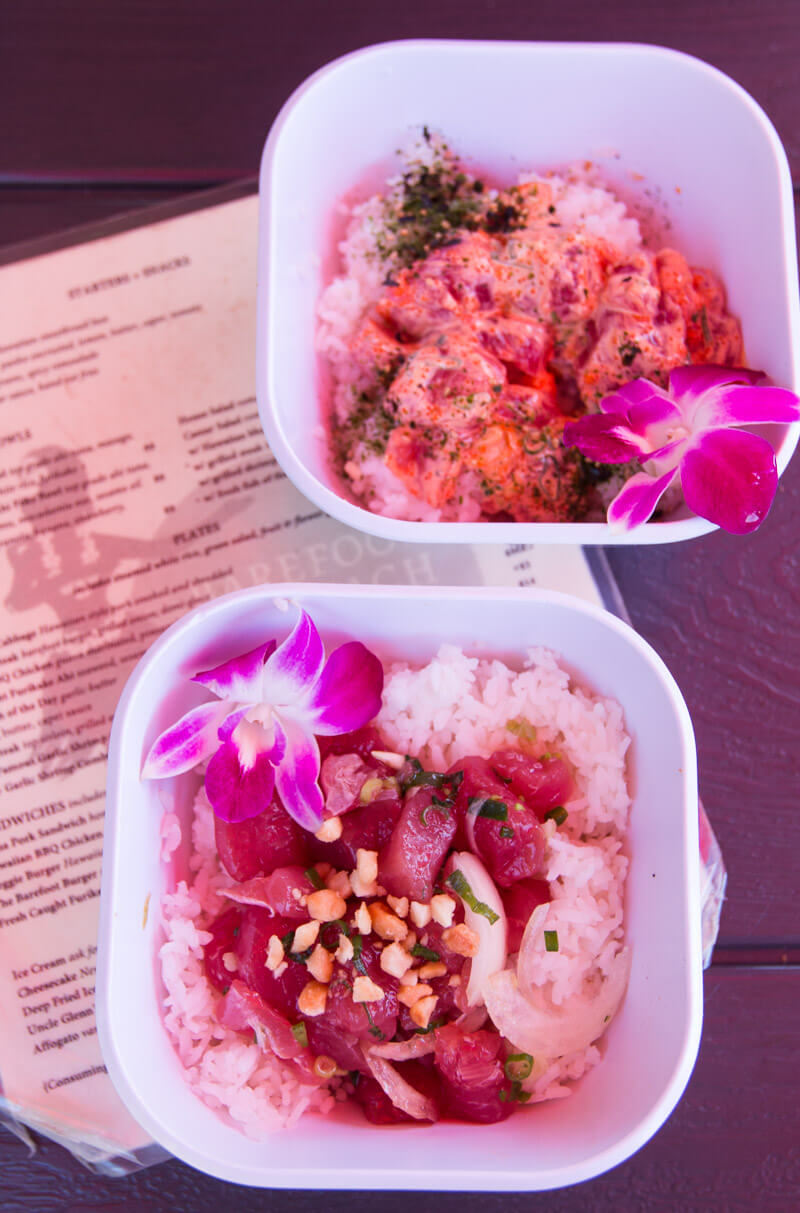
[147,609,631,1135]
[316,132,745,524]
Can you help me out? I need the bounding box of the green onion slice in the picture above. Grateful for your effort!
[504,1052,533,1081]
[467,796,508,822]
[410,943,441,962]
[544,806,568,826]
[446,868,500,925]
[304,866,325,890]
[544,930,559,953]
[291,1021,308,1048]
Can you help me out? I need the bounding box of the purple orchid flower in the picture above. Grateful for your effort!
[562,365,800,533]
[142,610,384,831]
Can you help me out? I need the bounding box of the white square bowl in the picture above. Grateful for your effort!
[97,584,702,1189]
[256,39,800,545]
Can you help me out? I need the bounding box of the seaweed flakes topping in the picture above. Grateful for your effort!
[375,134,487,271]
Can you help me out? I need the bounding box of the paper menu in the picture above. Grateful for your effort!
[0,191,608,1160]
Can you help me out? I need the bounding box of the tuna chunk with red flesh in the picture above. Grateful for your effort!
[434,1024,514,1123]
[215,795,309,881]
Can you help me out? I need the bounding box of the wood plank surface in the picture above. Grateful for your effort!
[2,968,798,1211]
[2,1,799,183]
[1,0,798,1203]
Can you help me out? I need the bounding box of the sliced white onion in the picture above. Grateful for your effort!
[515,902,550,1000]
[443,851,507,1009]
[455,1005,488,1034]
[361,1047,439,1121]
[484,946,631,1060]
[368,1036,436,1062]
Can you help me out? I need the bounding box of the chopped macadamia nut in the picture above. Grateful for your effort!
[380,941,414,978]
[410,994,438,1030]
[352,975,384,1003]
[418,960,447,980]
[409,901,432,928]
[325,869,353,899]
[265,935,284,971]
[307,889,347,922]
[442,922,480,957]
[386,895,409,918]
[221,951,239,973]
[359,777,385,804]
[350,872,379,899]
[335,933,354,964]
[448,974,462,987]
[354,901,372,935]
[297,980,327,1017]
[307,943,334,984]
[370,750,405,770]
[291,920,320,952]
[430,893,456,927]
[403,930,417,951]
[315,817,343,843]
[398,982,433,1008]
[399,970,419,987]
[369,901,409,942]
[356,848,379,885]
[274,961,288,978]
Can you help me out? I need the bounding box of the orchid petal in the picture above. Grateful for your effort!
[272,716,324,832]
[643,435,689,469]
[599,377,674,416]
[668,364,762,404]
[301,642,385,735]
[261,609,325,708]
[142,700,232,778]
[692,384,800,431]
[680,428,778,534]
[205,739,276,824]
[232,716,286,770]
[607,467,679,532]
[193,639,276,702]
[218,706,248,743]
[562,413,646,463]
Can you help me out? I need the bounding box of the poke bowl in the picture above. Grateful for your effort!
[97,584,702,1189]
[256,40,800,545]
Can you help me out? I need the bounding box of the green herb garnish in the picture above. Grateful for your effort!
[304,867,325,890]
[544,930,559,953]
[504,1052,533,1081]
[700,304,711,343]
[467,796,508,822]
[505,716,538,746]
[499,825,515,839]
[411,943,441,962]
[375,142,486,269]
[446,869,499,925]
[544,806,568,826]
[400,757,464,795]
[619,340,642,367]
[291,1022,308,1048]
[421,797,451,826]
[351,933,368,976]
[499,1083,532,1104]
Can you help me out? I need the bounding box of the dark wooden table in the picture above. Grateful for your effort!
[2,3,798,1209]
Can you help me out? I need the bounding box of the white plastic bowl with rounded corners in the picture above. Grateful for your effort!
[97,584,702,1189]
[256,39,800,545]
